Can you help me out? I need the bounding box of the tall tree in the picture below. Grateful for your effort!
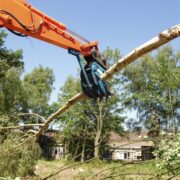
[0,31,41,178]
[122,45,180,133]
[0,30,26,141]
[0,31,25,115]
[23,66,55,117]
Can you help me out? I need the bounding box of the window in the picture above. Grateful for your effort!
[137,156,141,160]
[55,149,57,155]
[124,153,127,159]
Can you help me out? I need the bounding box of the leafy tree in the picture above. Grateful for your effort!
[23,65,55,117]
[0,31,27,144]
[0,31,42,178]
[0,31,25,115]
[122,45,180,133]
[0,31,23,72]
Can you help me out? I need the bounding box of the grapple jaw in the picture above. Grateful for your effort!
[69,49,111,99]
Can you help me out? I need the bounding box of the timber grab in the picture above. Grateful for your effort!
[0,0,111,99]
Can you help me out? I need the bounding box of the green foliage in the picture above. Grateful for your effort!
[0,31,54,178]
[154,132,180,176]
[0,115,15,143]
[123,45,180,131]
[0,30,55,123]
[0,31,25,114]
[0,132,41,178]
[0,31,23,71]
[0,30,55,118]
[0,68,26,113]
[23,65,55,116]
[122,45,180,177]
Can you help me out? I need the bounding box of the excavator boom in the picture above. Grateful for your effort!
[0,0,98,56]
[0,0,111,99]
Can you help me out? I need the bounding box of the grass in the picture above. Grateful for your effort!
[36,159,161,179]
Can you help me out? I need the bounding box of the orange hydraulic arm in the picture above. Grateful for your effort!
[0,0,111,99]
[0,0,98,56]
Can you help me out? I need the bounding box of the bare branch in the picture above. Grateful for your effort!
[0,124,44,130]
[27,129,38,134]
[18,113,46,122]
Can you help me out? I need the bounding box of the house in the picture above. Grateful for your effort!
[51,145,64,159]
[108,131,155,161]
[39,129,65,159]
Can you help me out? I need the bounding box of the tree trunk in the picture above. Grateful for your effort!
[94,131,100,158]
[81,125,87,162]
[94,100,104,158]
[74,141,80,158]
[64,139,68,160]
[81,139,86,162]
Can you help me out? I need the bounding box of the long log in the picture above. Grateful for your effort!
[36,24,180,140]
[101,24,180,80]
[36,93,85,139]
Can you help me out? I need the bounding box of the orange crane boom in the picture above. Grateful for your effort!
[0,0,98,56]
[0,0,111,99]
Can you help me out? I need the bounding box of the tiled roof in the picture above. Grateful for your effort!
[109,131,148,140]
[108,131,154,148]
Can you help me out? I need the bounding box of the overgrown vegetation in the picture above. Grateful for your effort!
[0,131,40,177]
[154,132,180,176]
[0,31,53,177]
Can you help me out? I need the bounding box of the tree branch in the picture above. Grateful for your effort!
[18,113,46,122]
[0,124,44,130]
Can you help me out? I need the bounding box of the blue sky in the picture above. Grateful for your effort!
[4,0,180,103]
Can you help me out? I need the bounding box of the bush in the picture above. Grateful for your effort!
[0,132,41,178]
[154,132,180,176]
